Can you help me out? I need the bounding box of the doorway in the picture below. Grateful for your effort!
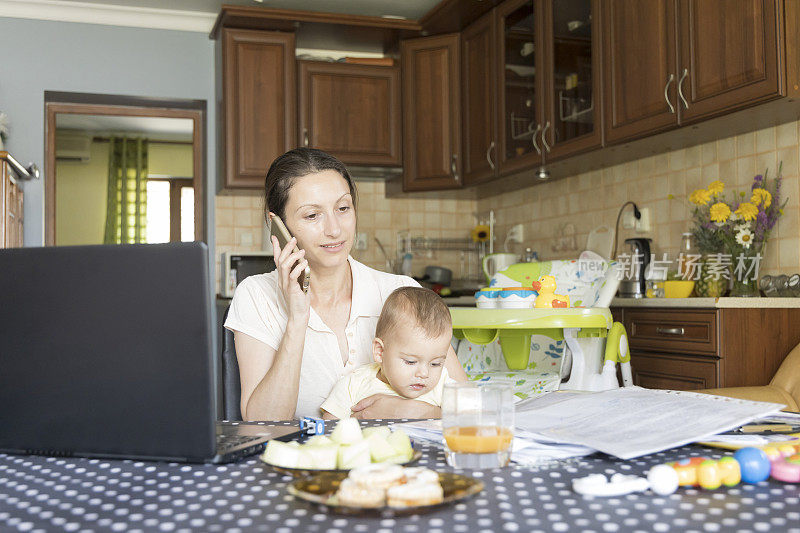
[44,92,206,246]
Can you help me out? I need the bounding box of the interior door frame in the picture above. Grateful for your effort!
[44,92,207,246]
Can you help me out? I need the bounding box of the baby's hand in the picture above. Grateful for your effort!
[350,394,440,419]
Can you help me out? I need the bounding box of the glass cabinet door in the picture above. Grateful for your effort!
[550,0,594,146]
[500,0,539,166]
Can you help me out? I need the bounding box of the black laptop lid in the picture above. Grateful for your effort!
[0,242,217,461]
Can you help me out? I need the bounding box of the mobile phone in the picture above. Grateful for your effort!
[269,214,311,293]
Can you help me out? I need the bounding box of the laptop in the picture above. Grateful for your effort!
[0,242,300,463]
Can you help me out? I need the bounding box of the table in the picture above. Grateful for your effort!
[1,421,799,533]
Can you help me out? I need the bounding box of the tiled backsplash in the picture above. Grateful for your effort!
[216,119,800,292]
[482,120,800,277]
[214,183,478,292]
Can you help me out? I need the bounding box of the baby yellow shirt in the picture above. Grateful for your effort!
[320,362,453,420]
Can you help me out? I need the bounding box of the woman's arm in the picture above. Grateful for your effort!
[236,234,312,421]
[235,316,307,420]
[349,394,441,419]
[445,344,468,381]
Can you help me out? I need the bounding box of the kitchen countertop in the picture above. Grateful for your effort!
[612,296,800,308]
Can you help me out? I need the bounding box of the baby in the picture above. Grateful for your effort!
[321,286,454,419]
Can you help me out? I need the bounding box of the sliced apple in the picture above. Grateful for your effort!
[386,429,414,461]
[262,440,304,468]
[305,435,334,446]
[303,443,339,469]
[361,426,391,441]
[329,417,363,445]
[337,439,371,469]
[366,433,398,463]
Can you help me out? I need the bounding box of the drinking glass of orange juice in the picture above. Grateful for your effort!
[442,381,514,468]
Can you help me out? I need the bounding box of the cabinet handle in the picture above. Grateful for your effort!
[486,141,496,170]
[664,73,676,114]
[541,121,551,153]
[531,123,542,155]
[451,154,459,182]
[656,326,685,336]
[303,128,309,147]
[678,68,689,110]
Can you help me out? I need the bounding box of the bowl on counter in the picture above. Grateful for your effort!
[664,280,695,298]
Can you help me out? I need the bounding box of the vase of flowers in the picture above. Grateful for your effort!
[687,166,786,297]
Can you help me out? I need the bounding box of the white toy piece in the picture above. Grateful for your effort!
[573,466,680,497]
[572,473,650,497]
[647,464,680,495]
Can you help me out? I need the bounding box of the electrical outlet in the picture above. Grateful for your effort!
[354,232,368,250]
[622,212,636,229]
[507,224,524,244]
[635,208,651,233]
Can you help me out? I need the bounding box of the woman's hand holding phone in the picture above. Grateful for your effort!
[271,234,311,322]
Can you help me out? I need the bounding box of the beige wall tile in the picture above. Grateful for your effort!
[701,141,717,166]
[776,121,798,148]
[756,126,776,153]
[737,131,755,156]
[718,136,736,160]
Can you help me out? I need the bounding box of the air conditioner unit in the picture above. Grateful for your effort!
[56,132,92,161]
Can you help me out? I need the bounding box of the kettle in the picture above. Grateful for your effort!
[618,238,652,298]
[482,253,519,283]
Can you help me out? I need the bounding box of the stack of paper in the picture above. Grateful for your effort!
[513,387,785,459]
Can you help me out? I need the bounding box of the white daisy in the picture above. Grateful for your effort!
[735,227,754,249]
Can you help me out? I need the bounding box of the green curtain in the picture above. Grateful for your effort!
[104,137,148,244]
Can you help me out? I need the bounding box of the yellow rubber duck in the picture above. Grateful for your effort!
[533,275,570,308]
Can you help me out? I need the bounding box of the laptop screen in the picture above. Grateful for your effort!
[0,243,218,462]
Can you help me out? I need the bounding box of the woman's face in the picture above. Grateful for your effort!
[282,169,356,270]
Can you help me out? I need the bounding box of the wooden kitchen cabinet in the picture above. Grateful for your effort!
[298,61,401,166]
[461,9,499,186]
[1,152,24,248]
[613,306,800,391]
[401,33,462,191]
[460,0,601,187]
[603,0,783,145]
[219,28,296,190]
[677,0,782,123]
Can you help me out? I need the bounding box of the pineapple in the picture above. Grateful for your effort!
[694,257,728,297]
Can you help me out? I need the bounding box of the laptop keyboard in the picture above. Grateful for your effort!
[216,433,265,450]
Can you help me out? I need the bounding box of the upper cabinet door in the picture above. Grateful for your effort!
[677,0,781,123]
[602,0,678,144]
[495,0,544,174]
[542,0,603,161]
[401,34,462,191]
[298,61,401,166]
[221,28,296,189]
[462,10,499,186]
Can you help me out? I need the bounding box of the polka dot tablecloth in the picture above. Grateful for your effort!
[1,420,799,533]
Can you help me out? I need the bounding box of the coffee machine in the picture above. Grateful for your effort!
[618,238,652,298]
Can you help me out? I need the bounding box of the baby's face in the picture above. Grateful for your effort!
[374,325,451,400]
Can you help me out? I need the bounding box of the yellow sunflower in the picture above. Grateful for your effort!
[707,180,725,196]
[689,189,711,206]
[750,187,772,208]
[471,224,490,242]
[709,202,731,223]
[735,202,759,222]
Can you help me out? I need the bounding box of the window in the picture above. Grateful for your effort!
[146,178,194,243]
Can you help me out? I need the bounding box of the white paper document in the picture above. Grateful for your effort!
[513,387,785,459]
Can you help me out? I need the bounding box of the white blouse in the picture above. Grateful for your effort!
[224,256,419,418]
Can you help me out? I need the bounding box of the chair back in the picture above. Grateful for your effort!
[221,306,243,420]
[490,258,620,308]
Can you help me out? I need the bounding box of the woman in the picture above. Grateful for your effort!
[225,148,468,421]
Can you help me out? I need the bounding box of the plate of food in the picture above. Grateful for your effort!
[287,463,483,515]
[260,418,422,478]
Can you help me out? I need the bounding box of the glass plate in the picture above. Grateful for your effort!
[263,449,422,478]
[287,471,484,515]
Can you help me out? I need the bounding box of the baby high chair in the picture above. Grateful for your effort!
[450,256,633,400]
